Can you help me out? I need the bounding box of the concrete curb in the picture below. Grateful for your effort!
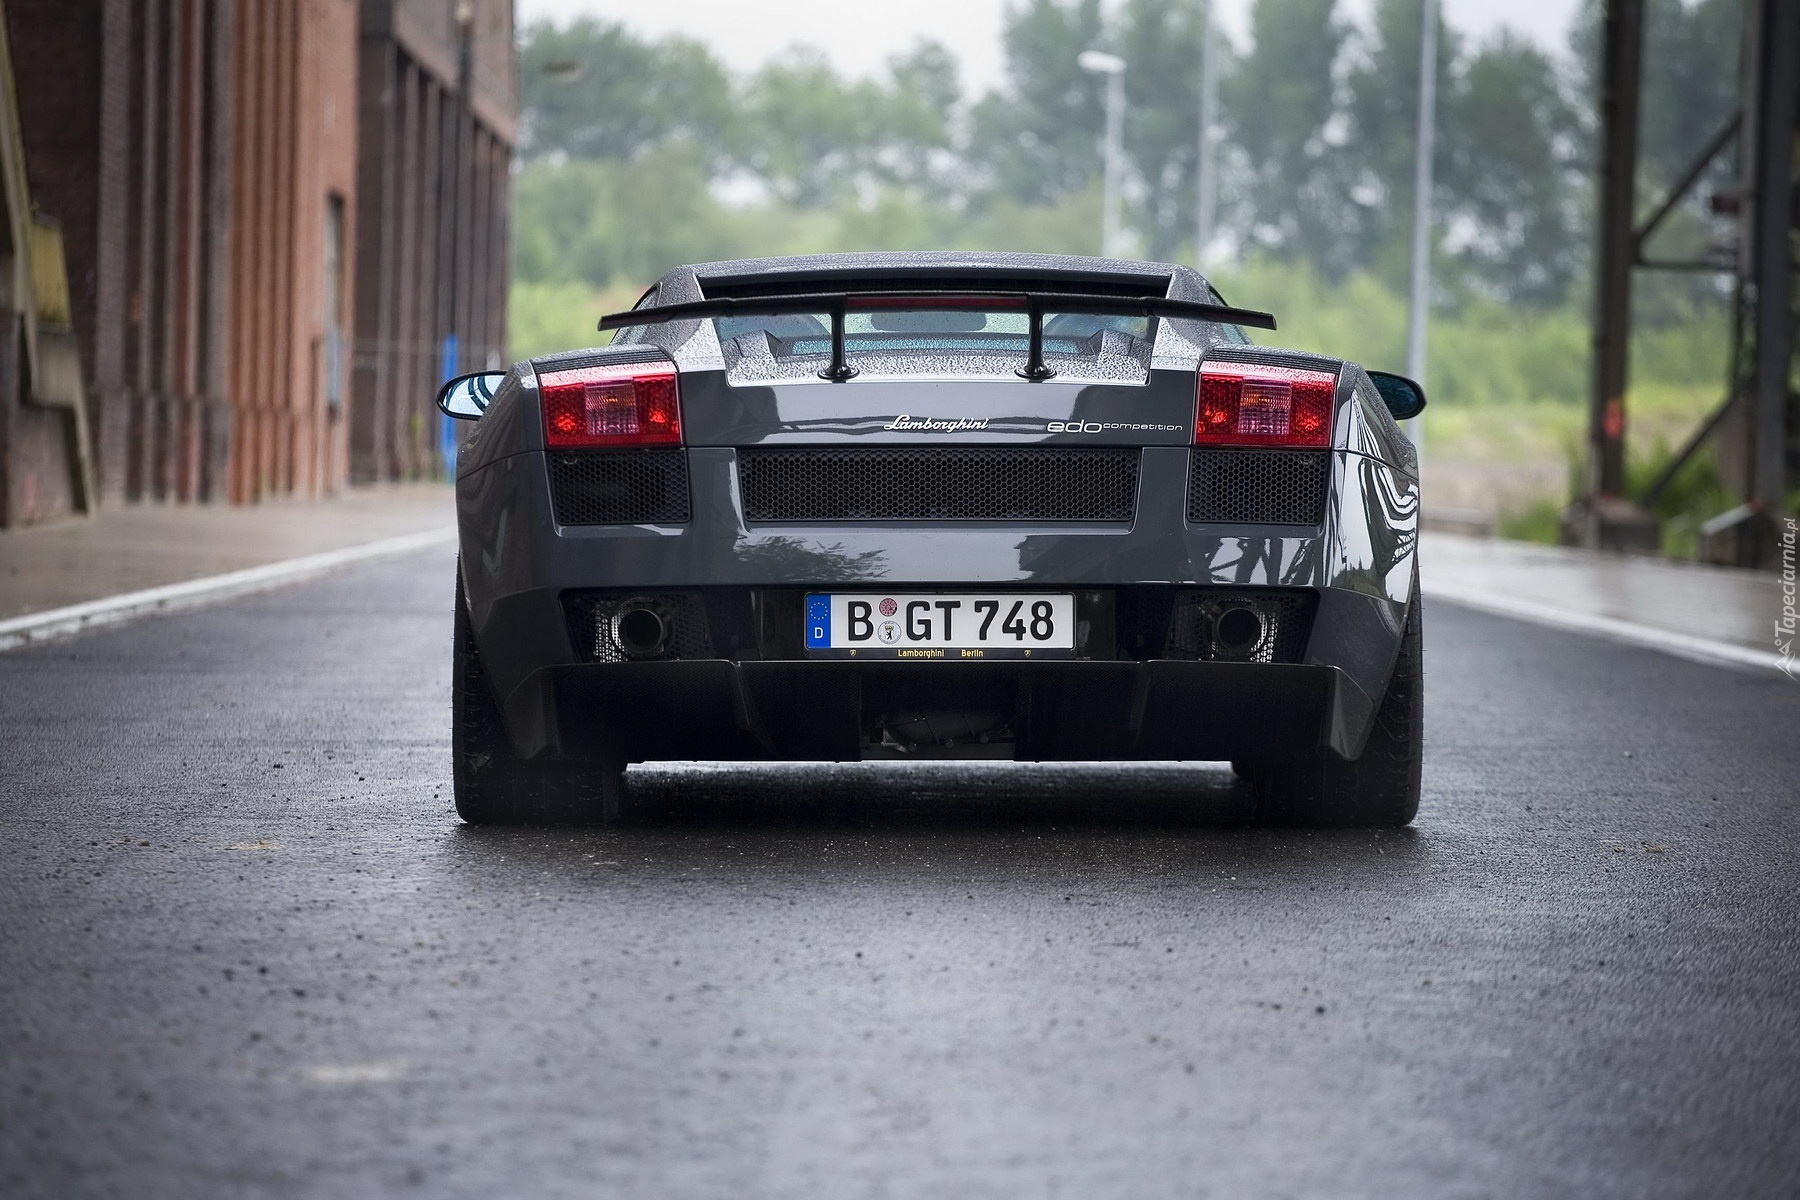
[1424,580,1788,678]
[0,526,456,653]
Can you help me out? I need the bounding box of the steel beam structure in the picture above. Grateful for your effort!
[1737,0,1798,566]
[1568,0,1659,553]
[1581,0,1797,566]
[1585,0,1643,524]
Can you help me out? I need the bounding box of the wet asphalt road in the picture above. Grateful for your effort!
[1,548,1796,1199]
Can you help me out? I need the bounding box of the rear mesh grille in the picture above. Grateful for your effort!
[1187,449,1328,526]
[739,448,1139,522]
[549,449,690,525]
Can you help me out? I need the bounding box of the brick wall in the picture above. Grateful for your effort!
[227,0,360,502]
[12,0,240,506]
[349,0,514,484]
[2,0,511,516]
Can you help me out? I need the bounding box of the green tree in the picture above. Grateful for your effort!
[1569,0,1741,190]
[517,19,735,166]
[1115,0,1212,261]
[737,49,885,206]
[1639,0,1740,191]
[966,0,1108,207]
[737,45,963,206]
[1441,32,1582,307]
[882,41,963,191]
[1340,0,1466,285]
[512,143,745,285]
[1223,0,1352,272]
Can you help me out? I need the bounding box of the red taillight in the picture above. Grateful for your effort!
[1194,362,1337,448]
[540,364,681,448]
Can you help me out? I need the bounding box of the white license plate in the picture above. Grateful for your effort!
[804,593,1077,659]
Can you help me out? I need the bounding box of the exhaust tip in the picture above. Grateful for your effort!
[612,606,669,659]
[1213,604,1266,658]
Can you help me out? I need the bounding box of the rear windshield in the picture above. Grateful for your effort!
[714,308,1154,358]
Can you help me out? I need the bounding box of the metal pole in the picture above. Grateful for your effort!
[1195,0,1218,263]
[1104,69,1124,257]
[440,4,475,476]
[1079,51,1128,258]
[1403,0,1437,453]
[1742,0,1798,566]
[1587,0,1644,536]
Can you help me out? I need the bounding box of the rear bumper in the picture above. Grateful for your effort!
[474,575,1403,763]
[508,657,1350,763]
[457,441,1418,763]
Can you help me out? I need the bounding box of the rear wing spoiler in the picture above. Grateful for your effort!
[596,290,1278,382]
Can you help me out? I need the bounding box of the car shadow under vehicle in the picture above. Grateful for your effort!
[616,759,1263,831]
[446,759,1428,847]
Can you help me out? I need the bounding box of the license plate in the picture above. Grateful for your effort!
[804,593,1076,659]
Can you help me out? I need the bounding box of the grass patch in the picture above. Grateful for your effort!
[508,280,649,361]
[1495,495,1566,544]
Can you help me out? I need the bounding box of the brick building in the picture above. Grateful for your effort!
[351,1,514,483]
[0,0,515,527]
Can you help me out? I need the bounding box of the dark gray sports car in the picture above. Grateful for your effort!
[438,252,1425,826]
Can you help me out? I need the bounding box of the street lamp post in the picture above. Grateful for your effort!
[1078,50,1126,258]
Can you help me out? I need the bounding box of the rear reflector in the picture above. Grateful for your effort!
[540,363,681,448]
[1195,362,1337,447]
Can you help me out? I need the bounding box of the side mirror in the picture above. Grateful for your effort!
[437,371,507,420]
[1368,371,1427,421]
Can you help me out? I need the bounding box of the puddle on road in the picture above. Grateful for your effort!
[293,1059,407,1085]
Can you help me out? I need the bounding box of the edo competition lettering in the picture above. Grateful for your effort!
[1047,420,1184,433]
[882,415,1182,434]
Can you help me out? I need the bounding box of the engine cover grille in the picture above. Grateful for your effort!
[1187,448,1329,526]
[739,447,1139,523]
[548,449,690,525]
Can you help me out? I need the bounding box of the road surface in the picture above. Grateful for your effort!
[2,548,1796,1198]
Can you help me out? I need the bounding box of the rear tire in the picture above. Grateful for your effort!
[453,568,630,825]
[1249,585,1423,828]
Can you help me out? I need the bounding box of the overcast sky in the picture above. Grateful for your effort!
[514,0,1585,94]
